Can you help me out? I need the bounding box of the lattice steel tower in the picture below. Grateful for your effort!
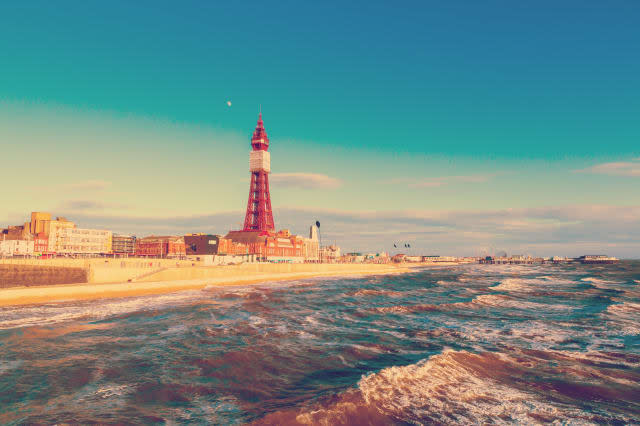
[243,112,275,233]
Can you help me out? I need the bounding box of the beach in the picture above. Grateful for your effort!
[0,263,408,306]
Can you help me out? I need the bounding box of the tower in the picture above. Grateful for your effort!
[243,112,275,233]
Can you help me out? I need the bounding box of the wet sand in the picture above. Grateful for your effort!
[0,265,408,307]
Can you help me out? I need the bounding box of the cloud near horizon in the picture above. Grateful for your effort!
[32,204,640,258]
[575,159,640,177]
[389,173,500,188]
[270,173,343,189]
[65,180,112,191]
[59,199,128,212]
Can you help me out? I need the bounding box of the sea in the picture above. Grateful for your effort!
[1,262,639,425]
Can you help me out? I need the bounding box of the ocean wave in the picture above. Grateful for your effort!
[580,277,624,289]
[358,350,596,424]
[373,293,571,316]
[607,302,640,315]
[374,304,441,314]
[436,279,459,286]
[456,321,580,349]
[491,276,575,293]
[0,359,22,376]
[351,289,404,297]
[468,294,571,312]
[604,302,640,335]
[257,350,602,425]
[0,291,203,330]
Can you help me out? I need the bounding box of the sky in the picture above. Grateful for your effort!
[1,1,639,257]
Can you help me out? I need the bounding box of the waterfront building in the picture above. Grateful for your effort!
[404,255,423,263]
[41,216,111,255]
[44,217,76,252]
[224,229,306,263]
[302,225,320,262]
[135,236,186,258]
[2,213,112,256]
[33,233,49,256]
[51,227,112,255]
[422,255,457,262]
[184,234,222,256]
[29,212,52,235]
[112,234,136,256]
[0,225,31,240]
[320,245,341,263]
[0,239,34,257]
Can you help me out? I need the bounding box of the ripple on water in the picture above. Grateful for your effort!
[2,262,639,425]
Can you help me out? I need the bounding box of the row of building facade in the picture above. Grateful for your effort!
[1,212,324,263]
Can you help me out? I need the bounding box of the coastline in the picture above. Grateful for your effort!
[0,265,410,307]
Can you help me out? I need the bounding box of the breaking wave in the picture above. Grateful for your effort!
[2,261,639,424]
[257,350,630,425]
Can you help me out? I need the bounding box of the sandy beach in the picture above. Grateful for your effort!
[0,264,409,307]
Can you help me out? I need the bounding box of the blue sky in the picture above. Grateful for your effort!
[1,1,639,256]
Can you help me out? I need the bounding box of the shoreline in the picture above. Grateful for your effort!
[0,265,410,307]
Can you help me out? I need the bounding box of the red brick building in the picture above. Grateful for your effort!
[135,236,186,258]
[223,229,304,262]
[33,232,49,256]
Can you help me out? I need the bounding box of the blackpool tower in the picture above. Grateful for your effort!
[243,112,275,233]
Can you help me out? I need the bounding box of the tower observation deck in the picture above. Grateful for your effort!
[243,112,275,233]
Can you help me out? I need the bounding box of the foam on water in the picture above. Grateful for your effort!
[2,261,639,425]
[357,350,598,425]
[0,290,204,330]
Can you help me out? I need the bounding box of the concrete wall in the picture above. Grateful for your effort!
[138,262,399,282]
[0,264,87,288]
[0,259,402,287]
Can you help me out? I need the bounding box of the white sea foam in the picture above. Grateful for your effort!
[607,302,640,315]
[581,277,623,289]
[358,350,594,425]
[436,280,459,286]
[93,384,132,399]
[490,278,530,292]
[491,276,574,293]
[0,360,22,376]
[469,294,571,312]
[0,291,203,330]
[602,302,640,336]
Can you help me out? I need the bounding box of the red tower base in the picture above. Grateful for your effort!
[243,170,275,233]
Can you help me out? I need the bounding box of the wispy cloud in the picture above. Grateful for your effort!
[575,159,640,177]
[389,173,500,188]
[48,204,640,258]
[270,173,343,189]
[65,180,112,191]
[59,199,127,212]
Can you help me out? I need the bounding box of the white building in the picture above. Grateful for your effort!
[302,225,320,262]
[320,245,341,263]
[49,226,112,254]
[0,239,34,256]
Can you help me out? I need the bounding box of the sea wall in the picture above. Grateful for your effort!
[0,264,87,288]
[137,263,400,282]
[0,259,404,287]
[0,258,195,285]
